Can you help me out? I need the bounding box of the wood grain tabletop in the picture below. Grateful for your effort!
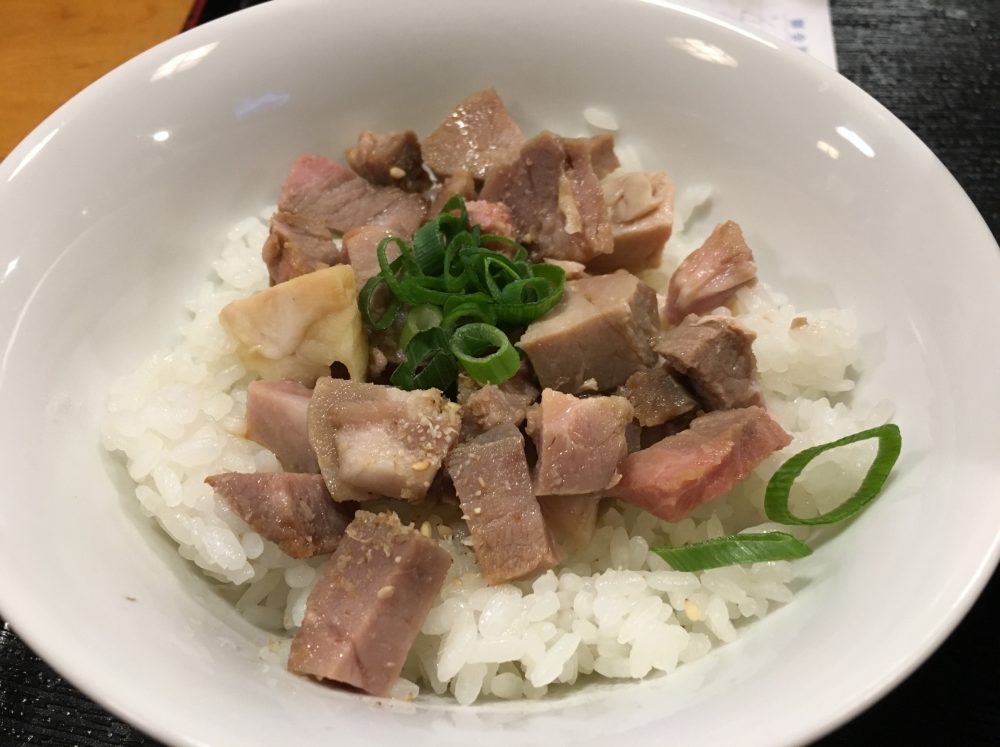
[0,0,191,158]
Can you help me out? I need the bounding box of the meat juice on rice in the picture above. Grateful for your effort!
[101,191,890,705]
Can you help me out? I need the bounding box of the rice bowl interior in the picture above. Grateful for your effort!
[0,1,998,745]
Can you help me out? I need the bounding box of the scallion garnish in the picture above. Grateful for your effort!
[653,532,813,572]
[764,424,901,525]
[652,424,902,572]
[450,323,521,385]
[357,195,565,390]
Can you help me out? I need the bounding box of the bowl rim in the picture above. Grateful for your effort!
[1,1,998,745]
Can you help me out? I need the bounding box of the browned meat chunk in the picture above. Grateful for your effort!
[527,389,633,495]
[307,377,460,502]
[616,365,699,428]
[466,200,516,239]
[665,220,757,325]
[588,171,675,273]
[539,496,600,551]
[245,380,318,473]
[346,129,430,193]
[518,270,660,392]
[262,154,426,285]
[656,316,762,410]
[342,224,397,287]
[421,88,526,180]
[205,473,350,559]
[610,407,791,521]
[479,132,615,263]
[445,424,559,584]
[288,511,451,695]
[457,365,540,438]
[429,171,477,214]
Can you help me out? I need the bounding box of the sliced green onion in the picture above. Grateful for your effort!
[411,221,446,275]
[653,532,813,572]
[450,323,520,385]
[764,424,902,526]
[479,233,529,261]
[399,305,443,349]
[358,275,402,331]
[390,327,457,391]
[440,300,497,331]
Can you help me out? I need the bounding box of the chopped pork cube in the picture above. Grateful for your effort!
[656,316,762,410]
[588,170,675,273]
[342,224,398,287]
[288,511,451,695]
[262,154,426,284]
[307,378,460,502]
[610,407,791,521]
[345,129,430,193]
[665,220,757,325]
[245,380,318,473]
[479,132,615,263]
[616,365,699,427]
[219,265,368,386]
[518,270,660,392]
[205,473,351,559]
[527,389,633,495]
[457,364,539,438]
[539,495,601,551]
[421,88,526,179]
[445,424,559,584]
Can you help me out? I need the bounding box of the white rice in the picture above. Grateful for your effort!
[102,192,889,704]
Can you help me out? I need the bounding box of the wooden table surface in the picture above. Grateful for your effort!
[0,0,191,158]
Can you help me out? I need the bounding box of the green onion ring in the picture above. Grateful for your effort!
[450,323,520,385]
[764,424,902,525]
[399,305,443,349]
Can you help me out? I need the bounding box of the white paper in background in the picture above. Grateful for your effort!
[678,0,837,69]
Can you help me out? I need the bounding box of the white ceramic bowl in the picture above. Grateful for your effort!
[1,1,998,745]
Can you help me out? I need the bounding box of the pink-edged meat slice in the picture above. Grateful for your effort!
[307,377,461,502]
[205,472,351,559]
[288,511,451,695]
[262,154,426,285]
[665,220,757,325]
[527,389,633,495]
[245,379,318,474]
[610,407,791,521]
[445,424,560,584]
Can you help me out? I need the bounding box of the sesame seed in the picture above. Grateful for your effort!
[473,506,482,515]
[411,460,430,471]
[377,585,395,600]
[420,521,433,538]
[389,166,406,179]
[683,598,702,621]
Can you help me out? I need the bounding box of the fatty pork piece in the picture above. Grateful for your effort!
[616,365,699,428]
[539,496,601,551]
[205,473,351,559]
[345,129,431,193]
[288,511,451,696]
[421,88,526,180]
[518,270,659,392]
[456,364,540,437]
[656,315,763,410]
[308,377,461,502]
[610,407,791,521]
[445,424,560,584]
[219,265,368,386]
[527,389,633,495]
[245,380,318,473]
[665,220,757,325]
[263,154,426,284]
[588,170,676,273]
[480,132,619,263]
